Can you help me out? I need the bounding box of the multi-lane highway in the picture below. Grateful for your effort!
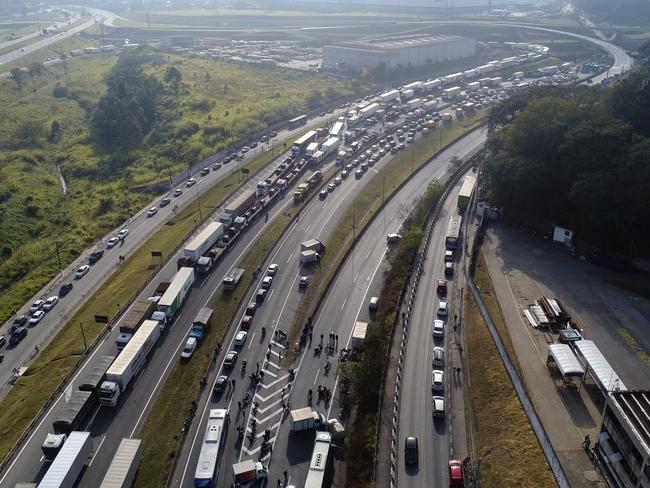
[397,178,468,488]
[0,139,307,487]
[0,112,341,397]
[172,125,486,488]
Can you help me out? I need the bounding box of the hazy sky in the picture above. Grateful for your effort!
[282,0,553,7]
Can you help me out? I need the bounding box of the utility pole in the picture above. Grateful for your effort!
[79,321,88,352]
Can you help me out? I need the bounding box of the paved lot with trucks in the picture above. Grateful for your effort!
[481,221,650,487]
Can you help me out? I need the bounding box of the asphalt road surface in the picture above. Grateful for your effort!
[0,111,344,399]
[396,178,468,488]
[173,127,486,488]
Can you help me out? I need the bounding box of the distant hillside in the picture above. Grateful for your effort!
[574,0,650,25]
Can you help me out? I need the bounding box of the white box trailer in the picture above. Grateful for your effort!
[157,267,195,320]
[100,320,162,407]
[423,100,438,112]
[513,71,524,79]
[329,121,344,138]
[400,89,414,100]
[463,68,478,79]
[422,79,441,91]
[466,81,480,92]
[478,77,493,87]
[305,142,319,157]
[443,72,463,84]
[406,98,422,109]
[477,64,496,74]
[321,137,340,155]
[38,431,92,488]
[290,408,326,432]
[183,222,224,263]
[347,115,361,127]
[99,438,143,488]
[379,89,399,103]
[359,102,379,119]
[442,86,461,99]
[402,81,422,92]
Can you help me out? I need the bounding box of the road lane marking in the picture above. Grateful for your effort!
[88,435,107,467]
[314,369,320,384]
[340,298,347,310]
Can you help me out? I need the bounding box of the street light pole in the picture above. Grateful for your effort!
[79,321,88,352]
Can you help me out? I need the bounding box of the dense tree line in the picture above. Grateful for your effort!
[574,0,650,23]
[482,71,650,255]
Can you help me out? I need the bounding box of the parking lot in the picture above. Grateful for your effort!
[481,221,650,487]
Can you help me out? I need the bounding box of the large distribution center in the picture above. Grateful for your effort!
[323,35,476,71]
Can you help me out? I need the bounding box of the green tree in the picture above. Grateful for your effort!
[607,70,650,136]
[27,62,44,77]
[16,120,44,146]
[305,89,323,110]
[324,86,338,101]
[164,65,182,104]
[9,68,25,89]
[49,120,62,142]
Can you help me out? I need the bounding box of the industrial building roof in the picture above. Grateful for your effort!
[327,35,469,52]
[610,391,650,453]
[574,340,627,392]
[548,344,584,378]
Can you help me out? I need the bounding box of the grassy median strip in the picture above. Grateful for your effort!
[287,112,487,359]
[0,142,291,463]
[466,255,556,488]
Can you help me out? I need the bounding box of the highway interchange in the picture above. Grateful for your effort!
[0,9,635,488]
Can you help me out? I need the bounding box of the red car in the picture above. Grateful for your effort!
[448,460,464,488]
[437,279,448,296]
[240,315,253,329]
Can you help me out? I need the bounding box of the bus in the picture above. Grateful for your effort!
[304,431,332,488]
[288,114,307,130]
[445,214,462,250]
[194,409,229,488]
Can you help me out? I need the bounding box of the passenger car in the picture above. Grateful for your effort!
[261,276,273,289]
[432,396,445,417]
[432,346,444,366]
[299,276,310,289]
[107,237,119,248]
[223,351,238,368]
[433,320,444,337]
[181,337,197,360]
[88,250,104,264]
[147,207,158,217]
[404,436,419,465]
[448,460,464,488]
[185,178,197,187]
[437,301,448,317]
[44,295,60,310]
[29,300,44,313]
[431,370,444,391]
[436,279,447,295]
[59,282,72,297]
[267,264,278,276]
[117,228,129,240]
[29,311,45,326]
[75,265,90,279]
[159,197,172,207]
[173,188,183,197]
[9,327,27,346]
[213,375,229,393]
[234,331,248,347]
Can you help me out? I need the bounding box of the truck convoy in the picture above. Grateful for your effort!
[300,239,325,264]
[157,267,195,321]
[232,460,268,487]
[116,299,156,350]
[190,307,213,341]
[290,407,326,432]
[220,190,257,226]
[38,431,92,488]
[177,222,225,268]
[99,438,143,488]
[100,319,162,407]
[292,130,318,157]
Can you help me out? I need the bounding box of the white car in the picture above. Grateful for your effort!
[432,396,445,417]
[29,300,45,313]
[29,310,45,325]
[147,207,158,217]
[267,264,278,276]
[43,296,59,311]
[181,337,197,359]
[261,276,273,290]
[186,178,197,187]
[432,346,444,366]
[107,237,119,248]
[437,301,448,317]
[75,265,90,279]
[433,320,444,337]
[117,228,129,240]
[234,331,248,347]
[432,370,444,391]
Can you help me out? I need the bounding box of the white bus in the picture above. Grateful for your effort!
[194,409,229,488]
[304,431,332,488]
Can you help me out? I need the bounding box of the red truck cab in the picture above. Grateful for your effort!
[437,279,448,296]
[448,460,464,487]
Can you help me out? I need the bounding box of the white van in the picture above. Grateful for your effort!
[181,337,197,360]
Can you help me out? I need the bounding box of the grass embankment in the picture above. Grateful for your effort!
[287,111,486,361]
[466,256,556,488]
[0,143,292,463]
[340,183,444,487]
[0,47,364,328]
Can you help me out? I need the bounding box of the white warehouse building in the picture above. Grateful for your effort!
[323,34,476,72]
